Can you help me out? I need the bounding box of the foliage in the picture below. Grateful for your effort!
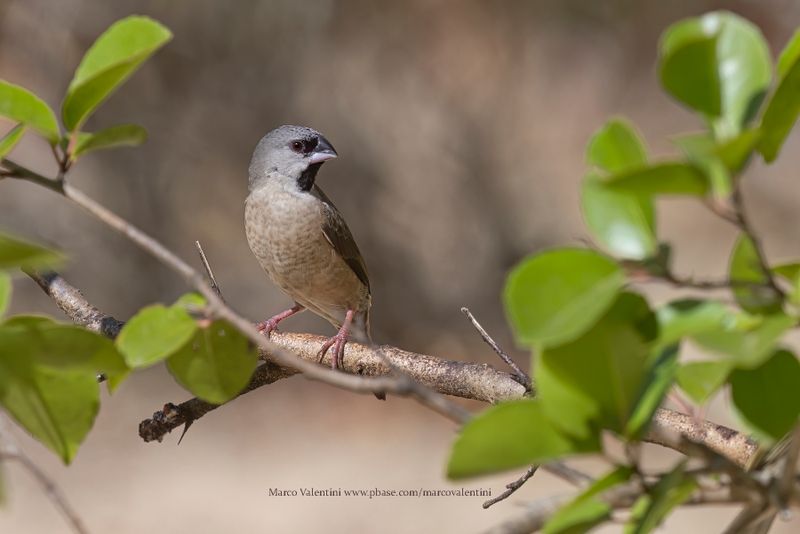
[0,16,254,467]
[447,10,800,532]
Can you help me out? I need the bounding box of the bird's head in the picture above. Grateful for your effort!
[249,125,338,192]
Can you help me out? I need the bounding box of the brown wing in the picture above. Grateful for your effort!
[311,185,370,292]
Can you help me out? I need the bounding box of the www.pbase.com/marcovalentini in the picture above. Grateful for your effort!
[268,488,492,498]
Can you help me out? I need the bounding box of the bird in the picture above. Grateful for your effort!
[244,125,372,374]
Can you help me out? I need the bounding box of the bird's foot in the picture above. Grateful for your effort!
[256,304,304,338]
[317,330,349,370]
[317,310,355,370]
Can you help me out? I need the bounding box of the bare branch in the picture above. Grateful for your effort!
[461,307,531,391]
[482,466,538,509]
[5,161,470,422]
[0,419,89,534]
[25,269,759,468]
[194,240,223,299]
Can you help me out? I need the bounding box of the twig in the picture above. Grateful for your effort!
[729,186,785,298]
[194,240,223,300]
[483,466,539,509]
[25,269,759,465]
[3,160,471,424]
[541,462,594,486]
[0,419,89,534]
[461,307,531,391]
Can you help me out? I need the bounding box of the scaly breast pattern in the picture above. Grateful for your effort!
[244,184,369,326]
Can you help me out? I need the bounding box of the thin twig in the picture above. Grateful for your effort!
[729,186,785,298]
[25,268,760,466]
[461,307,531,391]
[0,419,89,534]
[194,240,223,300]
[483,466,538,509]
[3,160,471,423]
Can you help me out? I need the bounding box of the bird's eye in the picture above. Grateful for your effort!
[290,141,304,153]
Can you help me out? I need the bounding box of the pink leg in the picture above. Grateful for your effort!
[257,304,304,337]
[317,309,355,370]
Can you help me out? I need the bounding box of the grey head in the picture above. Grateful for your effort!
[248,125,338,192]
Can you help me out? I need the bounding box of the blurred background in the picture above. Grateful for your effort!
[1,0,799,532]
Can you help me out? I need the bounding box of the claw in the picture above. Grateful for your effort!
[256,304,304,337]
[317,309,355,370]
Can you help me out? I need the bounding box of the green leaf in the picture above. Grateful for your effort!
[537,292,658,436]
[759,30,800,162]
[0,272,9,318]
[544,466,634,534]
[587,119,648,173]
[772,262,800,304]
[173,292,207,310]
[626,346,679,439]
[62,16,172,131]
[730,349,800,442]
[166,320,258,404]
[730,235,783,315]
[693,313,795,368]
[0,356,99,464]
[676,360,733,403]
[504,248,625,348]
[656,299,733,349]
[0,231,64,270]
[673,129,762,197]
[0,317,127,378]
[116,304,197,368]
[605,163,708,197]
[581,174,657,261]
[659,12,771,139]
[626,462,697,534]
[446,400,600,479]
[71,124,147,159]
[0,124,26,159]
[0,81,59,144]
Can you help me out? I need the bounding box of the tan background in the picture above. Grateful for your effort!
[1,0,799,532]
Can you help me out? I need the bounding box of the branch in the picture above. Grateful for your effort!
[461,307,531,390]
[0,419,89,534]
[484,481,749,534]
[26,270,759,468]
[3,160,470,422]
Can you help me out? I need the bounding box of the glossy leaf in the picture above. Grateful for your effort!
[692,313,795,368]
[72,124,147,159]
[447,400,600,479]
[0,232,63,270]
[116,304,197,368]
[659,12,771,138]
[626,462,697,533]
[581,174,657,260]
[0,81,59,144]
[0,356,99,464]
[543,466,633,534]
[626,346,679,439]
[729,235,782,315]
[166,320,258,404]
[759,30,800,162]
[0,272,9,317]
[0,124,26,159]
[656,299,733,349]
[773,262,800,304]
[0,316,127,378]
[676,360,733,403]
[537,293,658,436]
[504,249,625,348]
[587,119,647,173]
[605,163,708,197]
[730,349,800,442]
[62,16,172,130]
